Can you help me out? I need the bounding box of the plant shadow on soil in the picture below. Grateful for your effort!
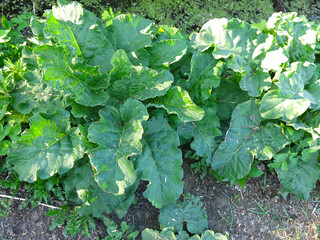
[0,148,319,240]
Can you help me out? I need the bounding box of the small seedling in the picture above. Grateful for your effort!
[0,198,12,218]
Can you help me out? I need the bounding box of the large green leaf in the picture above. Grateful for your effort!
[7,109,84,183]
[261,48,288,71]
[187,51,224,104]
[260,62,316,120]
[148,86,204,122]
[134,117,183,208]
[191,18,229,52]
[147,39,187,70]
[158,194,208,234]
[0,95,11,120]
[11,70,63,115]
[65,162,137,218]
[111,67,174,101]
[260,90,311,121]
[192,18,274,97]
[109,49,133,83]
[266,12,317,62]
[178,104,221,163]
[214,76,250,121]
[34,45,109,107]
[275,150,320,200]
[108,14,152,53]
[191,18,258,58]
[45,1,114,73]
[88,99,148,195]
[211,99,289,180]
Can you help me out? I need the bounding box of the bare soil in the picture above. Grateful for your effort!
[0,154,319,240]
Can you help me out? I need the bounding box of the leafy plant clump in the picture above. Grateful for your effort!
[0,0,320,237]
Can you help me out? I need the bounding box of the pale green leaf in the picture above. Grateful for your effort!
[7,109,84,182]
[45,1,114,73]
[111,67,173,101]
[34,45,109,107]
[147,39,187,70]
[148,86,204,122]
[108,14,152,53]
[261,49,288,70]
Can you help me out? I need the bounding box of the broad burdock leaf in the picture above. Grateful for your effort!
[11,70,63,115]
[0,122,21,156]
[191,18,258,58]
[260,62,316,120]
[88,99,148,195]
[65,163,137,218]
[307,79,320,111]
[260,91,311,121]
[147,39,187,70]
[158,194,208,234]
[133,117,183,208]
[108,14,152,54]
[261,48,288,71]
[34,45,110,107]
[45,0,114,73]
[141,228,182,240]
[190,18,229,52]
[110,49,133,83]
[266,12,317,62]
[214,76,250,121]
[212,99,289,180]
[191,18,273,97]
[148,86,204,122]
[7,109,84,183]
[275,150,320,200]
[178,104,222,163]
[187,51,224,104]
[111,67,174,101]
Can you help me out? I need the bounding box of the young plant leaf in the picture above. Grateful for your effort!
[65,162,137,218]
[275,150,320,200]
[158,194,208,234]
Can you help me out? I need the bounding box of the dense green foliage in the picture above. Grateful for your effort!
[0,0,320,238]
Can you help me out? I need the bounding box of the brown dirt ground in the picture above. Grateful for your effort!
[0,155,319,240]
